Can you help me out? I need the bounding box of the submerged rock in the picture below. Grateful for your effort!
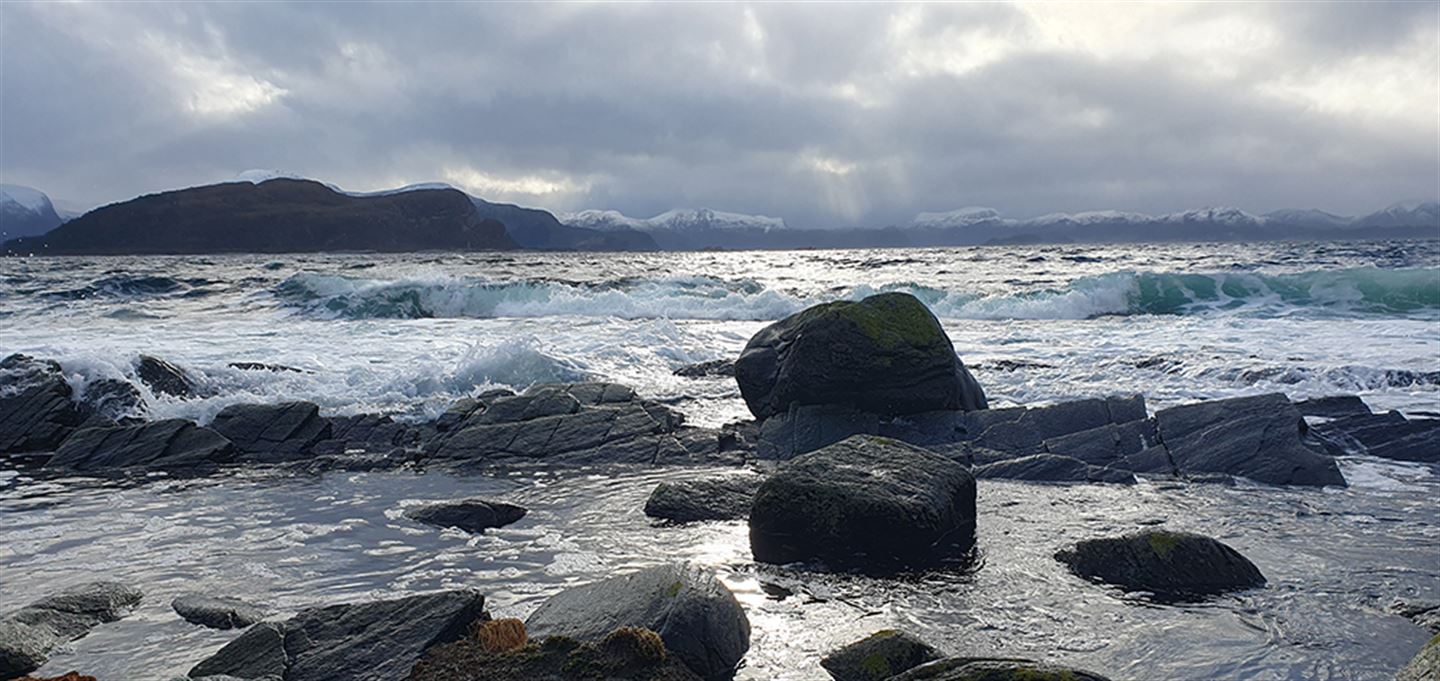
[172,593,266,630]
[888,658,1113,681]
[189,589,485,681]
[135,355,198,398]
[77,378,147,424]
[228,362,306,373]
[644,475,760,522]
[821,630,943,681]
[46,419,236,471]
[1055,529,1265,600]
[1154,393,1344,486]
[409,627,702,681]
[524,563,750,680]
[749,435,977,568]
[673,359,736,378]
[210,401,331,463]
[405,499,527,533]
[1398,634,1440,681]
[734,292,986,420]
[0,581,143,679]
[0,354,84,454]
[1293,395,1371,419]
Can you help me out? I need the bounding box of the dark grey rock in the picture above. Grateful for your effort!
[756,403,879,460]
[324,413,415,451]
[644,475,761,522]
[734,292,986,420]
[1309,411,1440,463]
[1043,419,1160,467]
[1154,393,1346,486]
[888,658,1114,681]
[962,398,1129,455]
[749,435,977,568]
[558,381,638,405]
[1393,601,1440,634]
[228,362,307,373]
[1293,395,1371,419]
[188,588,485,681]
[877,410,967,447]
[1397,634,1440,681]
[1055,529,1266,600]
[674,359,736,378]
[973,454,1134,484]
[475,387,582,424]
[78,377,147,423]
[136,354,198,398]
[525,562,750,681]
[46,419,236,471]
[210,402,331,463]
[821,630,942,681]
[404,498,527,533]
[0,353,84,454]
[0,581,143,678]
[433,400,685,465]
[172,593,266,630]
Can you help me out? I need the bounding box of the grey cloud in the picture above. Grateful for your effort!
[1,1,1435,228]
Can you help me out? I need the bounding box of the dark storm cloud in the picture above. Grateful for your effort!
[1,1,1435,227]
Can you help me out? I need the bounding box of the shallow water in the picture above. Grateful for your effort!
[1,458,1436,680]
[2,241,1438,679]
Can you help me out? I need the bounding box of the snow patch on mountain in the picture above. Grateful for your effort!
[560,207,787,232]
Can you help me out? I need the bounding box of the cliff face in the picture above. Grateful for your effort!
[3,179,517,255]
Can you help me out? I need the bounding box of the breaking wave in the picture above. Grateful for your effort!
[269,267,1440,321]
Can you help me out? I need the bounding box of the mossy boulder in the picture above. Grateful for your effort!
[1397,634,1440,681]
[1055,529,1265,601]
[821,630,943,681]
[524,563,750,680]
[407,630,701,681]
[749,435,977,569]
[888,658,1113,681]
[734,292,986,420]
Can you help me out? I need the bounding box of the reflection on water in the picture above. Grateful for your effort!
[1,458,1435,680]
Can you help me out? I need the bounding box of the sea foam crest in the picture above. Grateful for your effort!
[270,267,1440,321]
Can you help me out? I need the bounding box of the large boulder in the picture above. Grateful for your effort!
[172,593,266,630]
[644,475,760,523]
[0,581,143,679]
[1154,394,1345,486]
[0,354,84,453]
[188,589,485,681]
[410,627,703,681]
[1055,529,1265,601]
[46,419,236,471]
[1398,634,1439,681]
[524,563,750,680]
[821,630,942,681]
[888,658,1113,681]
[209,402,331,463]
[749,435,977,568]
[404,498,527,533]
[734,293,986,420]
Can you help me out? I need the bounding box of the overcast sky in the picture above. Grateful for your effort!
[2,2,1436,227]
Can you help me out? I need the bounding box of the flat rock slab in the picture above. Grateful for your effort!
[0,581,143,679]
[188,589,485,681]
[821,630,942,681]
[1154,393,1345,487]
[1055,529,1265,601]
[46,419,236,471]
[404,498,527,533]
[1293,395,1371,419]
[973,454,1134,484]
[172,593,266,630]
[749,434,976,569]
[525,563,750,681]
[210,401,331,463]
[644,475,761,522]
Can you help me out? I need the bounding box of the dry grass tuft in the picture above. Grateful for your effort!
[475,617,528,653]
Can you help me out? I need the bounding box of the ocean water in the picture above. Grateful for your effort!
[1,240,1438,679]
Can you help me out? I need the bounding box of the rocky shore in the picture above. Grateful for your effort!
[2,292,1437,680]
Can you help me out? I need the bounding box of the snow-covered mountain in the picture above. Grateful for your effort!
[911,207,1006,229]
[1354,201,1440,229]
[1,184,64,239]
[1263,208,1354,229]
[561,207,787,233]
[911,206,1267,230]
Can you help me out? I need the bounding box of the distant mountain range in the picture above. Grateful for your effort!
[2,172,1435,256]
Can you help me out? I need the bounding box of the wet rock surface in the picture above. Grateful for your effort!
[210,402,331,463]
[1055,529,1266,600]
[1154,394,1345,486]
[0,354,84,454]
[673,359,736,378]
[171,593,266,630]
[643,475,761,522]
[524,563,750,680]
[45,420,236,471]
[404,498,527,533]
[135,355,198,399]
[188,589,485,681]
[1398,634,1440,681]
[887,658,1114,681]
[820,630,942,681]
[409,627,703,681]
[749,435,977,568]
[0,581,143,679]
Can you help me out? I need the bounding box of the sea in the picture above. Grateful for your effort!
[1,240,1438,680]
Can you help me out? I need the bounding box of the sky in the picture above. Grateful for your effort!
[1,2,1437,228]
